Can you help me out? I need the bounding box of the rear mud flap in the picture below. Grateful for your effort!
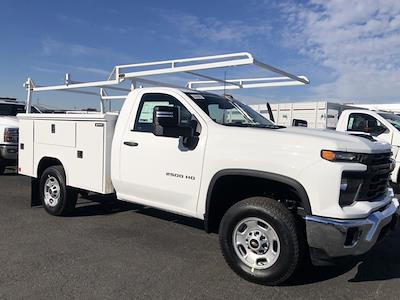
[31,178,41,207]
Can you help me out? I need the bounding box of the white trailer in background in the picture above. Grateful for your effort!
[249,101,356,129]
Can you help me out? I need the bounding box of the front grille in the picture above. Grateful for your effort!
[358,152,392,201]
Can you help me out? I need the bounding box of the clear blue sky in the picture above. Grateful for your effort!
[1,0,399,110]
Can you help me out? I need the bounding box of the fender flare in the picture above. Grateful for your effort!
[204,169,312,232]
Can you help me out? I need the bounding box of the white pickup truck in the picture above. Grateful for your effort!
[0,98,25,174]
[18,53,400,285]
[0,98,41,174]
[336,109,400,191]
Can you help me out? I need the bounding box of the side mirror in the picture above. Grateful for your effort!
[152,106,193,138]
[373,127,389,136]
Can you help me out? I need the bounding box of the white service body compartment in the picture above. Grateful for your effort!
[18,113,118,194]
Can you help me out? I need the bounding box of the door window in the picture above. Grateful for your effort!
[133,93,192,132]
[347,113,387,136]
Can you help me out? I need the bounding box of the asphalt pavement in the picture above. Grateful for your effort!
[1,168,400,299]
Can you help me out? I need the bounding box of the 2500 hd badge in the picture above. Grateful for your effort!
[166,172,196,181]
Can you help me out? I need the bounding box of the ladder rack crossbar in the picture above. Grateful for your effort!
[185,71,242,88]
[187,76,309,91]
[116,52,253,69]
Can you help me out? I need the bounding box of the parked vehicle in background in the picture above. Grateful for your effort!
[249,101,356,129]
[0,98,41,174]
[250,101,400,191]
[336,109,400,191]
[356,104,400,115]
[18,53,399,285]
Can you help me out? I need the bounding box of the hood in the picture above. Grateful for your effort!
[278,127,391,153]
[0,116,19,128]
[215,125,392,155]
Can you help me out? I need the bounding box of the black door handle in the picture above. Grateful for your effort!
[124,141,139,147]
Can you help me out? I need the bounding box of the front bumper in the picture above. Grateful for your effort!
[305,198,400,265]
[0,144,18,162]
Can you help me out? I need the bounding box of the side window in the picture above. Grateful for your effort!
[133,93,192,132]
[347,113,387,136]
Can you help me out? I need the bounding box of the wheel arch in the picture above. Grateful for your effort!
[36,157,67,182]
[204,169,311,233]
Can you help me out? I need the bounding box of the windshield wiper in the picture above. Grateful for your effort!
[224,123,280,129]
[254,124,280,129]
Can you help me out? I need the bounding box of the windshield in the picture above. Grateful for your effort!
[0,104,26,116]
[378,112,400,131]
[0,104,39,116]
[186,93,278,128]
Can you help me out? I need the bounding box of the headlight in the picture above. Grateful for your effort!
[321,150,366,163]
[4,128,19,143]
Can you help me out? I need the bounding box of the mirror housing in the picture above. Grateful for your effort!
[152,106,193,138]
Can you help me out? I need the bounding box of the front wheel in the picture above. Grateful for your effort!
[219,197,301,285]
[39,165,77,216]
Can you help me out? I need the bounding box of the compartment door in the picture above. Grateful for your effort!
[69,122,105,193]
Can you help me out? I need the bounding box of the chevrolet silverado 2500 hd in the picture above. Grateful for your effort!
[18,53,400,285]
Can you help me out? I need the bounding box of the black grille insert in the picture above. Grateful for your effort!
[344,152,392,201]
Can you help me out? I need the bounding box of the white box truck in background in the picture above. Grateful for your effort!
[250,101,356,129]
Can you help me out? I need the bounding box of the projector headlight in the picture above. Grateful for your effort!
[321,150,367,163]
[4,128,19,143]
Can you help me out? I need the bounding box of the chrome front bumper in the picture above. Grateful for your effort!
[0,144,18,161]
[305,198,400,263]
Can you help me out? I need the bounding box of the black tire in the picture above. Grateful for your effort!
[39,165,77,216]
[219,197,300,285]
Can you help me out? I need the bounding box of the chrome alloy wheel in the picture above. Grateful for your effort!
[44,176,61,207]
[232,217,281,270]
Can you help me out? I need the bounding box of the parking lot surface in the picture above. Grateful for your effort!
[1,169,400,299]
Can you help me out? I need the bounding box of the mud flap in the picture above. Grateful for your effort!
[31,178,41,207]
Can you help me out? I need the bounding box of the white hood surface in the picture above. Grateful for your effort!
[0,116,19,128]
[279,127,391,154]
[216,125,392,157]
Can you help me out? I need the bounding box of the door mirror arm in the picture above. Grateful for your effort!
[182,135,199,150]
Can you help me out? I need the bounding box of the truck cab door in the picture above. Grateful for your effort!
[117,91,206,216]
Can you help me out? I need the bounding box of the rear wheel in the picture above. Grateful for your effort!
[219,197,301,285]
[39,165,77,216]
